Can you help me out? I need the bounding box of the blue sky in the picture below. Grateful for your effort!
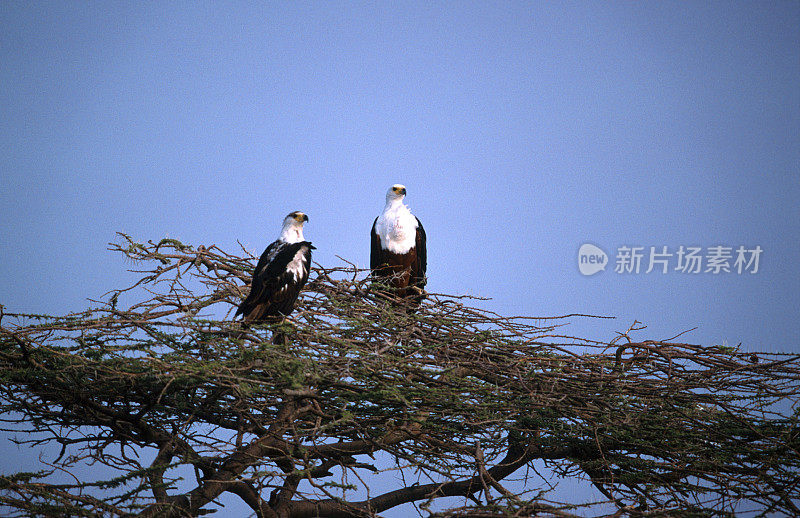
[1,1,798,514]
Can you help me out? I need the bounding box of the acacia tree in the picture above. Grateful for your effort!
[0,234,798,517]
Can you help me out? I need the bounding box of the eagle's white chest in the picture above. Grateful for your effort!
[375,205,417,254]
[287,247,309,282]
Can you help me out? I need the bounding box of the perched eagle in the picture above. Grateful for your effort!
[236,211,314,323]
[370,184,427,305]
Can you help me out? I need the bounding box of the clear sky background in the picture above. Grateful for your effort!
[1,1,798,515]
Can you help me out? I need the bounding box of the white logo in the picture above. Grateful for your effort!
[578,243,608,276]
[578,243,762,275]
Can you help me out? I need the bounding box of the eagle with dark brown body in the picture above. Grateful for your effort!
[236,211,314,324]
[370,184,427,306]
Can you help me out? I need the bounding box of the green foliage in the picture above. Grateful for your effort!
[0,237,797,517]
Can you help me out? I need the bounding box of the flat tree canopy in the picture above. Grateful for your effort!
[0,235,798,517]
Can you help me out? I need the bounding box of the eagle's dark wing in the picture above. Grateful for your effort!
[370,216,382,271]
[236,241,314,322]
[236,240,281,319]
[253,240,283,282]
[411,216,427,291]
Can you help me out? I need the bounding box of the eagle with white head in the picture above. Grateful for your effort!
[236,211,314,323]
[370,184,427,306]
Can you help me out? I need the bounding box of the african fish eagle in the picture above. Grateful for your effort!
[236,211,314,323]
[370,184,427,305]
